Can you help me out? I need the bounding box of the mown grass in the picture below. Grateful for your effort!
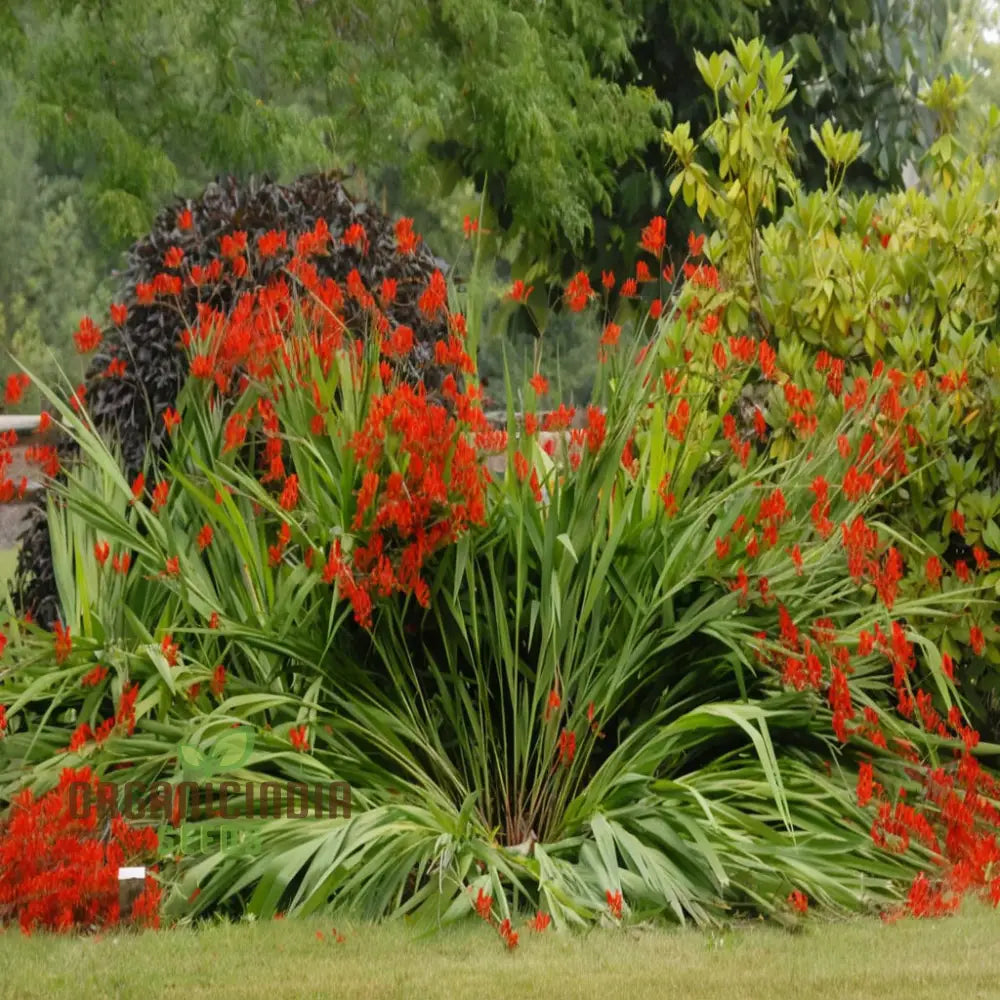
[1,903,998,1000]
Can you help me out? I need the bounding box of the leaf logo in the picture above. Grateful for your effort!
[178,727,254,778]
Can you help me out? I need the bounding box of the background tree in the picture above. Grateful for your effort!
[0,0,964,401]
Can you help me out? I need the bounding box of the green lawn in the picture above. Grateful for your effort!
[2,904,999,1000]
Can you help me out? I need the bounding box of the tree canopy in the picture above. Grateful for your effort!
[0,0,972,396]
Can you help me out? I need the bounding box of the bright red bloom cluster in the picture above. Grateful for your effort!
[320,383,489,625]
[0,767,160,933]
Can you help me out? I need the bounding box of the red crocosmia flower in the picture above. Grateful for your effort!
[223,412,248,452]
[208,611,220,630]
[220,230,248,258]
[529,910,551,932]
[163,246,184,269]
[105,358,126,378]
[688,231,705,255]
[151,480,169,513]
[178,208,193,230]
[211,664,226,697]
[197,524,214,551]
[752,407,767,440]
[130,472,145,502]
[418,270,448,319]
[508,279,534,303]
[941,653,954,681]
[880,232,891,248]
[54,621,72,664]
[384,325,414,358]
[650,298,663,319]
[712,341,727,370]
[605,889,623,920]
[667,399,690,441]
[635,260,652,283]
[565,271,594,311]
[153,272,182,296]
[73,317,102,353]
[544,689,561,722]
[190,355,213,379]
[540,403,575,432]
[601,270,615,290]
[112,552,131,575]
[280,474,300,511]
[951,510,966,535]
[620,278,638,297]
[788,544,803,575]
[394,217,420,254]
[498,919,519,950]
[474,887,493,921]
[164,556,180,577]
[379,277,398,306]
[256,229,287,258]
[558,728,576,765]
[341,222,368,253]
[37,410,52,433]
[5,373,30,405]
[81,665,108,688]
[94,540,110,566]
[107,301,127,327]
[857,762,874,807]
[529,372,549,395]
[701,312,719,335]
[69,383,87,413]
[585,406,606,453]
[640,216,667,256]
[160,633,179,667]
[162,408,181,434]
[788,890,808,914]
[600,322,622,347]
[289,725,310,752]
[970,625,986,655]
[659,482,678,518]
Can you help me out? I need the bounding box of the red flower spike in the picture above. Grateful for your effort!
[640,216,667,256]
[508,279,534,303]
[73,317,102,353]
[565,271,594,311]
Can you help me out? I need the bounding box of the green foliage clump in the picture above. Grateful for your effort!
[1,177,998,932]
